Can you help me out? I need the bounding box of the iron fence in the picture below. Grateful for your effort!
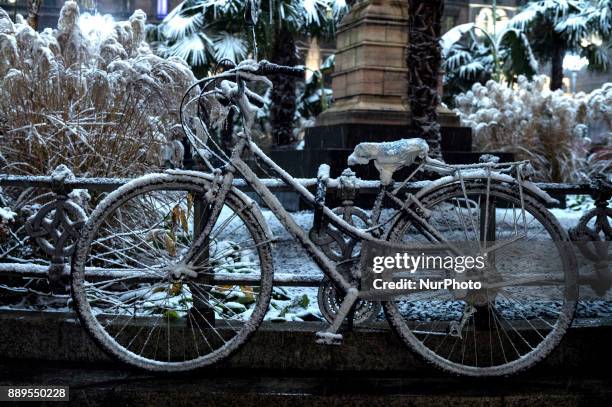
[0,172,610,293]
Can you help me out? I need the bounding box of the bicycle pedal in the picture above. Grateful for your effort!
[315,331,343,346]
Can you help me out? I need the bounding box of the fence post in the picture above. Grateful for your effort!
[25,166,85,293]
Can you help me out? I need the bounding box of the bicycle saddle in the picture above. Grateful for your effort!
[347,138,429,184]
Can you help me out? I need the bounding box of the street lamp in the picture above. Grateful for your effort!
[563,54,589,94]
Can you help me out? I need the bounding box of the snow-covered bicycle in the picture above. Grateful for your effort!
[70,57,577,376]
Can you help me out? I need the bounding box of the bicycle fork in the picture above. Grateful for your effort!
[181,139,246,267]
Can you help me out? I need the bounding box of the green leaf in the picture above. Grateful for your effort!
[297,294,309,308]
[498,29,538,82]
[163,310,180,320]
[272,287,291,300]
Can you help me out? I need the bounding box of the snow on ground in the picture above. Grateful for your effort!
[0,207,16,223]
[549,194,595,229]
[550,208,585,229]
[261,209,322,279]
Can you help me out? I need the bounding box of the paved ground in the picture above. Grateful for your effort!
[0,359,610,406]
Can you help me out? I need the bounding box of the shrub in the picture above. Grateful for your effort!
[0,1,196,178]
[455,76,611,182]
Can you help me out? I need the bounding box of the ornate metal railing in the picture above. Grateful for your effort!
[1,171,610,294]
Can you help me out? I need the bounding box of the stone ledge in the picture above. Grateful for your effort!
[0,309,610,376]
[1,360,611,406]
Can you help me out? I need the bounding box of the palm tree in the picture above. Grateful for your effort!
[155,0,347,147]
[406,0,445,159]
[441,23,539,97]
[269,24,299,146]
[509,0,612,91]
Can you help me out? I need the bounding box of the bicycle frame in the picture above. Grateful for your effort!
[180,69,504,302]
[183,133,455,299]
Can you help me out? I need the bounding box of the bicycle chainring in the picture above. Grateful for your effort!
[317,277,381,325]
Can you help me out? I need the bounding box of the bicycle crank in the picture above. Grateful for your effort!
[317,277,381,325]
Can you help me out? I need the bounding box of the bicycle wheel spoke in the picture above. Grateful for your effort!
[384,181,575,375]
[72,179,272,371]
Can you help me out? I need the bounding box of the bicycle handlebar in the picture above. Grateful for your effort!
[218,59,305,78]
[256,60,305,77]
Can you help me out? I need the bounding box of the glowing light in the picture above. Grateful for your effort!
[563,54,589,72]
[580,34,603,48]
[563,54,589,94]
[157,0,169,19]
[304,37,321,80]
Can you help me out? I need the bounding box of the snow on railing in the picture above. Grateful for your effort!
[0,173,599,193]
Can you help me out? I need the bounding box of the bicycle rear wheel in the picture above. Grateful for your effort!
[71,173,273,373]
[384,180,577,376]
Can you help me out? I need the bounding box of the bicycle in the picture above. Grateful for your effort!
[70,60,577,377]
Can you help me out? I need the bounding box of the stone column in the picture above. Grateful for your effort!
[316,0,410,126]
[305,0,463,150]
[279,0,474,180]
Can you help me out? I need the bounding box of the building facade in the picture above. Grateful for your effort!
[0,0,180,29]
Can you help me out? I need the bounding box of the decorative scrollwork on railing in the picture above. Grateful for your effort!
[569,176,611,295]
[310,168,368,262]
[24,165,86,292]
[25,197,86,259]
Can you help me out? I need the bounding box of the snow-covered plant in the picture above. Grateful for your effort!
[0,2,197,178]
[153,0,347,73]
[293,54,334,143]
[152,0,348,147]
[442,23,538,97]
[583,82,612,177]
[0,204,16,243]
[509,0,612,90]
[455,76,611,182]
[265,287,321,322]
[297,54,334,119]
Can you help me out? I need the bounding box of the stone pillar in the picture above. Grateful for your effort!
[316,0,409,126]
[315,0,460,129]
[278,0,473,180]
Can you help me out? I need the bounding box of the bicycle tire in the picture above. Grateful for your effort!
[71,172,274,373]
[383,180,577,376]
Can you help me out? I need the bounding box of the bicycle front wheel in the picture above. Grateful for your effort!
[384,180,577,376]
[71,173,273,373]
